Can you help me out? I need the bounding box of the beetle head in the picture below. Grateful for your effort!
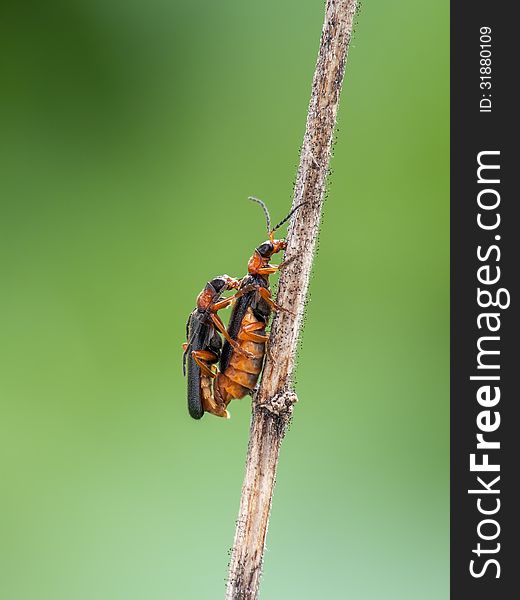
[247,196,305,274]
[197,274,239,310]
[256,239,287,259]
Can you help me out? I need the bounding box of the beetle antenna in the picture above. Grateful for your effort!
[248,196,271,234]
[271,202,308,233]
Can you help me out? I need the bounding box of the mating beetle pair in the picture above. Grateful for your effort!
[182,198,302,419]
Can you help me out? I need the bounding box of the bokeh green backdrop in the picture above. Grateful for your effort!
[1,1,448,598]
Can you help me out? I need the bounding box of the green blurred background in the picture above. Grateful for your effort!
[0,1,448,598]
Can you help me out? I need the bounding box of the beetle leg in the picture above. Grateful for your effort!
[211,284,257,312]
[238,321,269,343]
[211,295,237,312]
[209,312,235,344]
[257,265,279,276]
[191,350,219,378]
[257,254,297,276]
[257,286,294,315]
[209,313,256,358]
[256,256,296,276]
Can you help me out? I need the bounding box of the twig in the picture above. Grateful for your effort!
[225,2,358,598]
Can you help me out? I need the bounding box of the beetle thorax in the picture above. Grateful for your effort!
[247,251,266,274]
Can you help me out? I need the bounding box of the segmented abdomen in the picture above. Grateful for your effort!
[200,371,228,418]
[215,307,265,405]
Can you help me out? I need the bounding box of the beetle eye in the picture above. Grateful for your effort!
[257,242,273,257]
[209,277,226,292]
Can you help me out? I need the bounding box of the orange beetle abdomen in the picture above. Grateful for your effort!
[215,307,266,406]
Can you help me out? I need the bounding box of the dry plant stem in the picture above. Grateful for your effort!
[225,1,357,599]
